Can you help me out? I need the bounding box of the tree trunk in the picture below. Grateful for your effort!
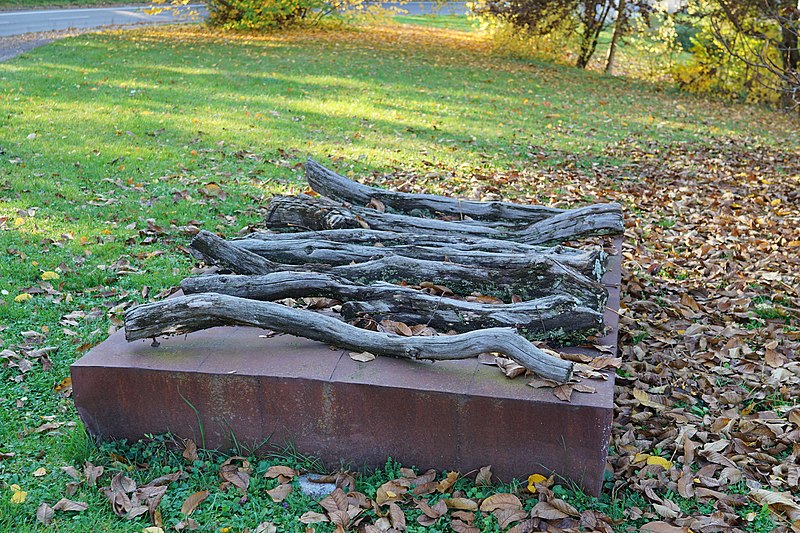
[190,231,609,308]
[124,293,574,383]
[264,194,624,245]
[605,0,627,75]
[180,272,604,341]
[231,236,607,281]
[305,158,564,223]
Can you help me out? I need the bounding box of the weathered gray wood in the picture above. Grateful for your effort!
[190,231,608,308]
[264,195,623,245]
[231,237,607,281]
[237,229,591,255]
[180,272,604,340]
[306,157,564,223]
[124,293,574,383]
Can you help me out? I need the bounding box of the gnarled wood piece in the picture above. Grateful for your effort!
[180,272,604,340]
[190,231,608,308]
[124,293,574,383]
[306,157,564,223]
[264,194,623,245]
[231,237,607,281]
[238,228,593,255]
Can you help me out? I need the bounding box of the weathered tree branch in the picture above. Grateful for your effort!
[124,293,574,383]
[306,157,565,223]
[231,237,607,280]
[264,194,623,245]
[190,230,608,308]
[180,272,604,340]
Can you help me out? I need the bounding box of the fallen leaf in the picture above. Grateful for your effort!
[267,483,293,502]
[182,440,199,463]
[264,465,297,479]
[52,498,88,512]
[349,351,376,363]
[32,467,47,477]
[444,497,478,511]
[479,493,522,512]
[36,502,54,524]
[41,271,60,281]
[475,465,492,486]
[10,485,27,504]
[639,521,688,533]
[436,471,459,493]
[180,490,209,515]
[298,511,329,524]
[527,473,548,493]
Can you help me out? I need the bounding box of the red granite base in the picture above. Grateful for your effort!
[72,248,621,496]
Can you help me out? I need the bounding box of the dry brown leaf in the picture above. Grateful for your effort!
[588,356,622,369]
[349,351,376,363]
[180,490,209,515]
[175,518,200,531]
[267,483,293,502]
[549,497,580,517]
[320,488,348,514]
[495,508,529,528]
[450,519,480,533]
[553,383,574,402]
[264,465,298,480]
[529,500,570,520]
[416,497,448,518]
[182,440,199,463]
[83,462,103,487]
[36,502,54,524]
[479,493,522,512]
[388,502,406,531]
[475,465,492,487]
[639,521,689,533]
[366,198,386,212]
[376,481,407,505]
[219,457,251,491]
[436,471,459,493]
[444,497,478,511]
[749,488,800,522]
[52,498,88,512]
[298,511,329,524]
[254,522,277,533]
[633,388,670,410]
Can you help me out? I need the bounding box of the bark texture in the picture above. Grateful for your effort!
[264,194,624,245]
[190,230,608,308]
[306,157,564,223]
[231,236,607,280]
[180,272,604,340]
[124,293,574,383]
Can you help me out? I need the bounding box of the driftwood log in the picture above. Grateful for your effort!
[180,272,604,340]
[306,157,565,223]
[124,293,574,383]
[264,194,624,245]
[190,230,608,308]
[231,237,607,281]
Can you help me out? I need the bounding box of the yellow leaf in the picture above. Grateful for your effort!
[633,453,650,464]
[142,528,165,533]
[14,217,24,227]
[32,467,47,477]
[10,486,27,504]
[41,271,60,281]
[646,456,673,470]
[527,473,547,493]
[14,293,32,303]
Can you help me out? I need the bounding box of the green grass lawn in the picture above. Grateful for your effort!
[0,21,797,532]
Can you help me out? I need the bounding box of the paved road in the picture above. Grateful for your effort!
[0,1,468,37]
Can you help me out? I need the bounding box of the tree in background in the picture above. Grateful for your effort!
[473,0,616,68]
[677,0,799,109]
